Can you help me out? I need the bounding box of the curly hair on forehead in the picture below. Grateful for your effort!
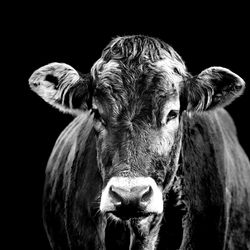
[91,35,187,83]
[90,36,186,127]
[101,35,185,65]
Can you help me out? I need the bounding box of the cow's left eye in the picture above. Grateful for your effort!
[165,110,179,124]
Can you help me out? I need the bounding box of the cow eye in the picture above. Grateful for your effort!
[173,67,181,75]
[92,109,107,127]
[100,117,107,127]
[165,110,179,123]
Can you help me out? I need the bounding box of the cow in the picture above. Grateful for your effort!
[29,35,250,250]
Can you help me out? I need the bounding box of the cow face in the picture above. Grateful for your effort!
[91,39,187,219]
[29,35,245,221]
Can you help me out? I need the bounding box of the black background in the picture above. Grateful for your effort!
[7,3,249,249]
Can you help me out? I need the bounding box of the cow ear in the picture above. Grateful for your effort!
[29,62,93,115]
[185,67,245,111]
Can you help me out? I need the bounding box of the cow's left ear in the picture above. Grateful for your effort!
[185,67,245,111]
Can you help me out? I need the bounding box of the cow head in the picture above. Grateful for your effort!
[29,36,245,224]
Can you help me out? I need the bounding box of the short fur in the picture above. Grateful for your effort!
[43,109,250,249]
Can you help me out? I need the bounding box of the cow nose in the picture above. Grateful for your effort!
[109,185,153,207]
[100,177,164,218]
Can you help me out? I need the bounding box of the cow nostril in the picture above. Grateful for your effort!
[141,186,153,202]
[109,185,124,205]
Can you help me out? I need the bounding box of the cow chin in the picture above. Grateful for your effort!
[100,177,163,221]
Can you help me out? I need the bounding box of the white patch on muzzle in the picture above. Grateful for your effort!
[100,177,163,214]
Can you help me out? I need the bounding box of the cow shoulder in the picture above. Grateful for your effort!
[180,110,228,248]
[181,109,250,248]
[43,111,95,215]
[45,112,93,185]
[43,111,103,248]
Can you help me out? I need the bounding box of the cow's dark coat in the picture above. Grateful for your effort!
[29,35,250,249]
[42,109,250,249]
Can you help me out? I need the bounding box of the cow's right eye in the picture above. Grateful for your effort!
[99,117,107,127]
[92,109,107,131]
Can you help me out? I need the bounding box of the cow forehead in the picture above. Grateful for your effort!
[91,58,185,100]
[93,57,186,75]
[91,35,187,82]
[90,36,187,118]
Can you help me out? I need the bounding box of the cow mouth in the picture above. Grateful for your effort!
[107,208,153,221]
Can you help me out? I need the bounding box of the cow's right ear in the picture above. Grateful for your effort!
[29,62,93,115]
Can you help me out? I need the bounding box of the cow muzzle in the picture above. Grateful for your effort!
[100,177,163,220]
